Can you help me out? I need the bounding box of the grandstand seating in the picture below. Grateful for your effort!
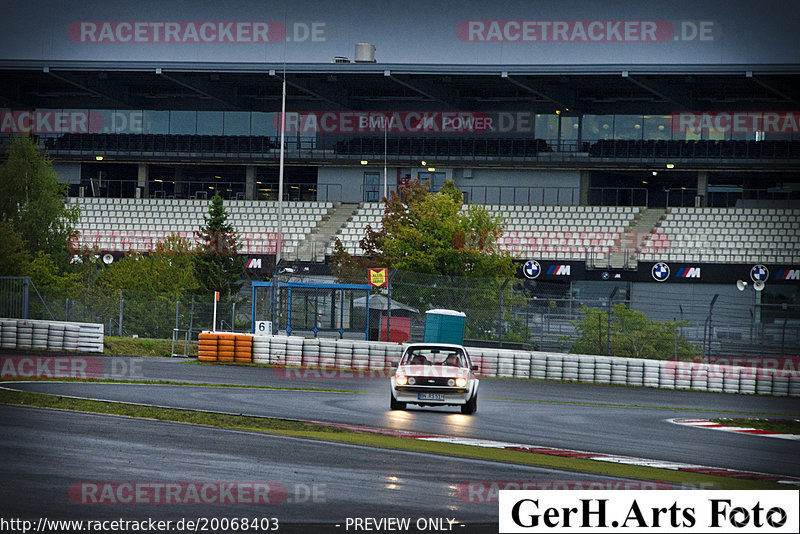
[43,134,800,160]
[69,198,799,265]
[328,202,384,256]
[330,203,639,261]
[639,207,800,263]
[495,205,638,261]
[587,139,800,159]
[333,137,551,157]
[68,198,332,257]
[46,134,277,154]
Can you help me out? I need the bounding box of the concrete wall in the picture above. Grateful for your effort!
[454,168,581,205]
[318,166,581,205]
[317,167,365,203]
[53,162,82,185]
[629,283,753,324]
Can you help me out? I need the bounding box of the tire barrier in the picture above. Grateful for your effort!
[197,332,218,362]
[319,337,337,368]
[234,335,252,363]
[216,333,236,363]
[303,338,320,368]
[270,335,287,365]
[252,335,270,364]
[196,332,256,363]
[351,340,370,371]
[285,336,303,367]
[335,339,353,369]
[195,333,800,397]
[0,318,103,353]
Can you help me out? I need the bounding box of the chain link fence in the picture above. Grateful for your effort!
[25,287,249,341]
[8,273,800,360]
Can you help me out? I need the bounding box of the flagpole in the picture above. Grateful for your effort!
[277,75,286,265]
[383,114,388,200]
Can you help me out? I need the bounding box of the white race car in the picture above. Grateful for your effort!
[390,343,479,414]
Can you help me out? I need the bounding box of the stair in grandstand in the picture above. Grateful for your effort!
[295,203,360,262]
[605,208,666,269]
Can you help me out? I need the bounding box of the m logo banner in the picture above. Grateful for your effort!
[775,269,800,281]
[676,267,701,279]
[547,265,571,276]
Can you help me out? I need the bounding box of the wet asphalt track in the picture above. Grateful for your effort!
[2,356,799,532]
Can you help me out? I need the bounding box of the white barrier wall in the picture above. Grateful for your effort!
[0,318,104,353]
[250,335,799,397]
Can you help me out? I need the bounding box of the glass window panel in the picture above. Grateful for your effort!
[289,287,316,331]
[251,112,278,136]
[224,112,251,135]
[169,111,196,134]
[196,111,223,134]
[535,114,558,140]
[560,116,579,141]
[642,115,672,140]
[143,110,169,134]
[582,115,614,142]
[614,115,643,140]
[90,109,114,134]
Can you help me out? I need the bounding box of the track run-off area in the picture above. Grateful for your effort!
[2,355,799,533]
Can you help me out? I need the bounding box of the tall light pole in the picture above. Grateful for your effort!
[383,113,388,200]
[276,75,286,265]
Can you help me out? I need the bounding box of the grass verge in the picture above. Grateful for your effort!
[103,336,197,358]
[712,417,800,435]
[1,377,359,393]
[0,387,789,490]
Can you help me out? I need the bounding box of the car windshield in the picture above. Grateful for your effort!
[402,347,466,367]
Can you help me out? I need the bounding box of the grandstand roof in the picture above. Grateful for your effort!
[2,60,798,115]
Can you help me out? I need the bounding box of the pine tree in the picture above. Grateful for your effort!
[193,193,245,297]
[0,135,79,269]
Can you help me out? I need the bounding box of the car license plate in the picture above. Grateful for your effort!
[418,392,445,401]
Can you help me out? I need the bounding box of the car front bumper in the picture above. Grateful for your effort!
[391,384,475,406]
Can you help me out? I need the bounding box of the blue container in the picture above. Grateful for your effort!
[423,309,466,344]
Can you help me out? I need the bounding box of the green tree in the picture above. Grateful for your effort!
[193,193,245,297]
[0,135,79,267]
[90,235,200,337]
[570,303,698,360]
[0,221,31,276]
[97,235,199,298]
[24,251,83,295]
[357,179,515,278]
[333,179,520,343]
[329,238,365,282]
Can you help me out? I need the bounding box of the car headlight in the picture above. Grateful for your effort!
[455,377,468,388]
[408,377,416,385]
[396,375,407,386]
[447,378,455,386]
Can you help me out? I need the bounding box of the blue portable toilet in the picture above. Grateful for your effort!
[423,309,466,344]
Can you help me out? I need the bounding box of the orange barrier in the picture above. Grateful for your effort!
[234,334,253,363]
[197,332,218,362]
[197,332,254,363]
[217,333,236,362]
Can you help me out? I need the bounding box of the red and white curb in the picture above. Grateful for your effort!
[307,420,800,486]
[669,418,800,441]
